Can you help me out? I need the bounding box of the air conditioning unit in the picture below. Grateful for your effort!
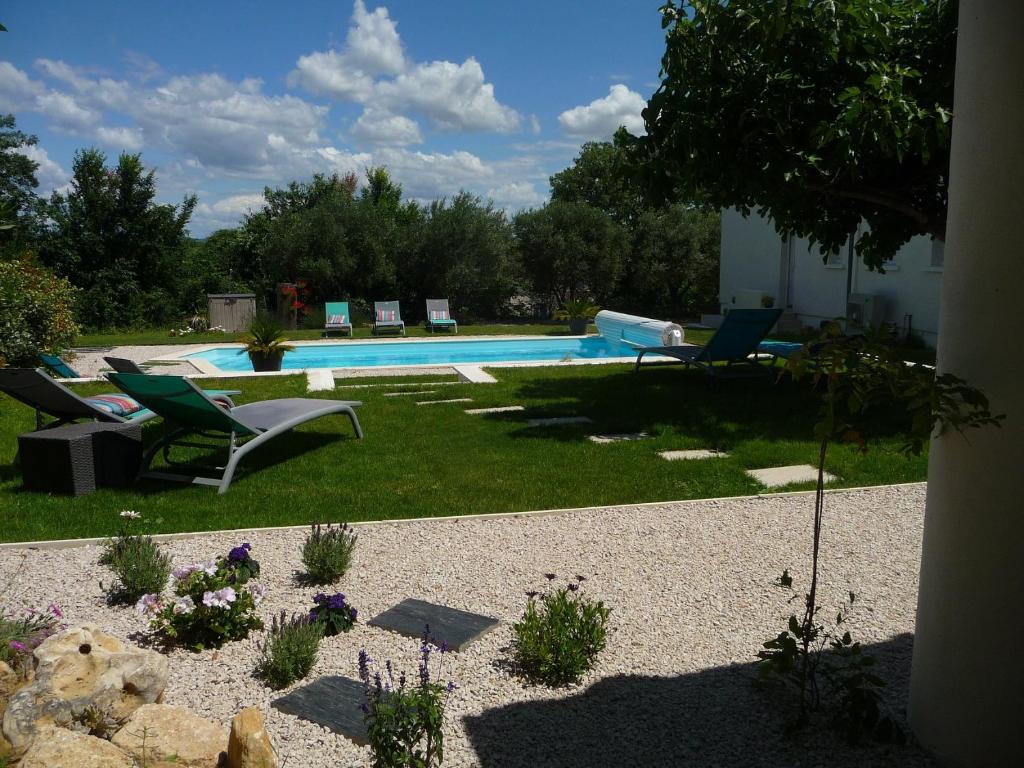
[846,293,885,331]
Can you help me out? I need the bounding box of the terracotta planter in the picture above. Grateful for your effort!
[248,351,285,372]
[568,317,589,335]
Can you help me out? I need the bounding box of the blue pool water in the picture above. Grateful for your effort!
[186,336,640,371]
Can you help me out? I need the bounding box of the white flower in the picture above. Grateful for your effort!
[247,583,268,606]
[120,510,141,520]
[202,560,218,576]
[135,594,162,616]
[172,596,195,615]
[202,587,237,609]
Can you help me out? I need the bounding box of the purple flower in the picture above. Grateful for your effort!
[328,594,347,611]
[567,583,580,592]
[358,649,370,684]
[228,543,252,562]
[9,640,26,653]
[447,681,458,692]
[349,607,358,619]
[135,594,162,616]
[544,573,556,581]
[525,590,539,599]
[575,575,587,582]
[48,602,63,619]
[313,592,327,604]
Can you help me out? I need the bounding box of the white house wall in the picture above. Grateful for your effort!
[720,209,944,346]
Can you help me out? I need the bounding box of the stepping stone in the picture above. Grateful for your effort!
[464,406,525,415]
[659,449,728,461]
[368,598,500,652]
[383,390,437,397]
[588,432,649,444]
[415,398,473,406]
[526,416,593,427]
[272,675,368,744]
[747,464,835,488]
[454,364,498,383]
[305,368,335,392]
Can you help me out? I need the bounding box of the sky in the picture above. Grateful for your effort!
[0,1,667,236]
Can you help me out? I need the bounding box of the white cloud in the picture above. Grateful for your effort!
[35,89,99,130]
[289,2,520,134]
[192,192,267,233]
[528,115,541,135]
[350,109,422,146]
[486,181,545,211]
[558,84,646,139]
[16,145,70,196]
[0,61,44,109]
[96,125,144,151]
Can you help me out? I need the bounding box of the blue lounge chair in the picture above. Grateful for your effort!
[372,300,406,336]
[39,353,81,378]
[425,299,458,334]
[634,308,784,377]
[108,373,363,493]
[324,301,354,337]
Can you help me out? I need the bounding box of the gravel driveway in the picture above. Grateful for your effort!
[0,484,933,767]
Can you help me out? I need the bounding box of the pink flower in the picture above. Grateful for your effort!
[135,594,162,616]
[48,602,63,619]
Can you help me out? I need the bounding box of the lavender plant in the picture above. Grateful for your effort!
[137,543,266,652]
[0,602,63,675]
[256,611,323,690]
[301,523,357,584]
[99,511,171,602]
[308,592,358,636]
[359,627,455,768]
[512,573,610,687]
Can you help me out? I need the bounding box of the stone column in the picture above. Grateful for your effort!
[909,2,1024,765]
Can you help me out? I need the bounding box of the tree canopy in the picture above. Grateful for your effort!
[632,0,956,269]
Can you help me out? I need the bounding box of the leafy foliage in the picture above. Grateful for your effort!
[0,602,62,673]
[301,522,358,585]
[634,0,957,268]
[35,149,197,329]
[239,313,294,356]
[512,575,610,687]
[359,628,455,768]
[99,514,172,603]
[308,591,358,636]
[0,256,79,366]
[139,544,265,651]
[553,299,601,322]
[256,610,323,690]
[0,114,40,246]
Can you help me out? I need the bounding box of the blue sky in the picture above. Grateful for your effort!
[1,1,666,235]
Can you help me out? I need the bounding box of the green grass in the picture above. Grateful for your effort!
[0,364,927,543]
[76,322,599,348]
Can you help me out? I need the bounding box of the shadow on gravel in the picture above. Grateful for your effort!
[464,634,931,768]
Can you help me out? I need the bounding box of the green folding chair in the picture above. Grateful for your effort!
[108,373,363,493]
[323,301,353,337]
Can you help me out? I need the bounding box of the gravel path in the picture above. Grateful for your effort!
[67,345,200,377]
[0,485,932,767]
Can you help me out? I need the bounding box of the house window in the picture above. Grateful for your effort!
[930,238,945,268]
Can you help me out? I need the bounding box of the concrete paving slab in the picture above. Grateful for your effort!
[588,432,650,444]
[747,464,835,488]
[464,406,526,415]
[415,398,473,405]
[659,450,729,461]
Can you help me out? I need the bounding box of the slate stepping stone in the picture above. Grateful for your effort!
[464,406,525,415]
[747,464,835,488]
[415,398,473,405]
[383,390,437,397]
[368,598,500,652]
[526,416,593,427]
[588,432,649,444]
[272,675,368,745]
[659,449,728,461]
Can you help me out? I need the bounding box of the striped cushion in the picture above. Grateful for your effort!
[377,309,396,322]
[327,313,346,325]
[85,394,143,417]
[430,309,449,321]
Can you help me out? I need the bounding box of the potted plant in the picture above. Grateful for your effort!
[239,313,295,372]
[554,299,601,335]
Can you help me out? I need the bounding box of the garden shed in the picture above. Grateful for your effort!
[207,293,256,332]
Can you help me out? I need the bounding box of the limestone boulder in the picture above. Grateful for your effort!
[112,703,228,767]
[19,725,135,768]
[2,624,168,753]
[228,707,277,768]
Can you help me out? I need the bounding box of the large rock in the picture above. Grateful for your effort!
[2,624,168,753]
[112,703,228,767]
[19,725,135,768]
[228,707,277,768]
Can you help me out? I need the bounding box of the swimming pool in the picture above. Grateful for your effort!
[183,335,643,372]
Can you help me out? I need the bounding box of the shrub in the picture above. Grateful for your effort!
[301,523,357,584]
[359,627,455,768]
[0,256,79,366]
[308,592,358,636]
[138,543,266,651]
[0,602,63,675]
[256,611,323,690]
[512,574,610,687]
[99,511,171,602]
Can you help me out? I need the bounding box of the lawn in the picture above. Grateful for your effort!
[0,363,926,543]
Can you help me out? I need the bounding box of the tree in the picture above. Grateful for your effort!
[514,201,627,308]
[633,0,956,269]
[0,114,40,243]
[38,149,197,328]
[549,140,646,225]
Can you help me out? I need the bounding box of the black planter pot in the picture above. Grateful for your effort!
[248,350,285,372]
[568,317,589,335]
